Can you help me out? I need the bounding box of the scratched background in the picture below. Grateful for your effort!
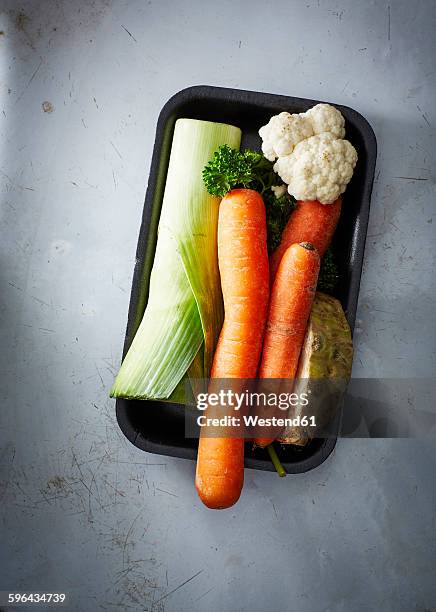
[0,1,435,611]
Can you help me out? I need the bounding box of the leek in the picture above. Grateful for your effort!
[111,119,241,399]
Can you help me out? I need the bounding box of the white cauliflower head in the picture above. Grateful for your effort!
[304,103,345,139]
[260,103,357,204]
[273,133,358,204]
[258,112,313,161]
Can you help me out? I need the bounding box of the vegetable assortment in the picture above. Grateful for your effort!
[112,102,357,509]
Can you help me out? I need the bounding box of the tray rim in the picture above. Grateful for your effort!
[115,84,377,473]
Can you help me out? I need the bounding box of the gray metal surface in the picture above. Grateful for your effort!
[1,1,435,611]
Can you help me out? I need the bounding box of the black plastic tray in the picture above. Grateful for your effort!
[115,85,377,473]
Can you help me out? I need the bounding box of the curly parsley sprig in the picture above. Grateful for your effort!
[202,145,296,252]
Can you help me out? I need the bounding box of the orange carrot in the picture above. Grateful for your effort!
[255,242,320,447]
[269,198,341,283]
[195,189,269,509]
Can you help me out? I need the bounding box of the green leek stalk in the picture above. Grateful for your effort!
[111,119,241,399]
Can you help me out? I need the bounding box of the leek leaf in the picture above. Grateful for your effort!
[111,119,241,399]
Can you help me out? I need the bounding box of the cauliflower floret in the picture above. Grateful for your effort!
[273,133,358,205]
[259,112,313,161]
[304,103,345,139]
[271,184,288,198]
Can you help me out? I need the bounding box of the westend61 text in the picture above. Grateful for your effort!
[197,415,316,427]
